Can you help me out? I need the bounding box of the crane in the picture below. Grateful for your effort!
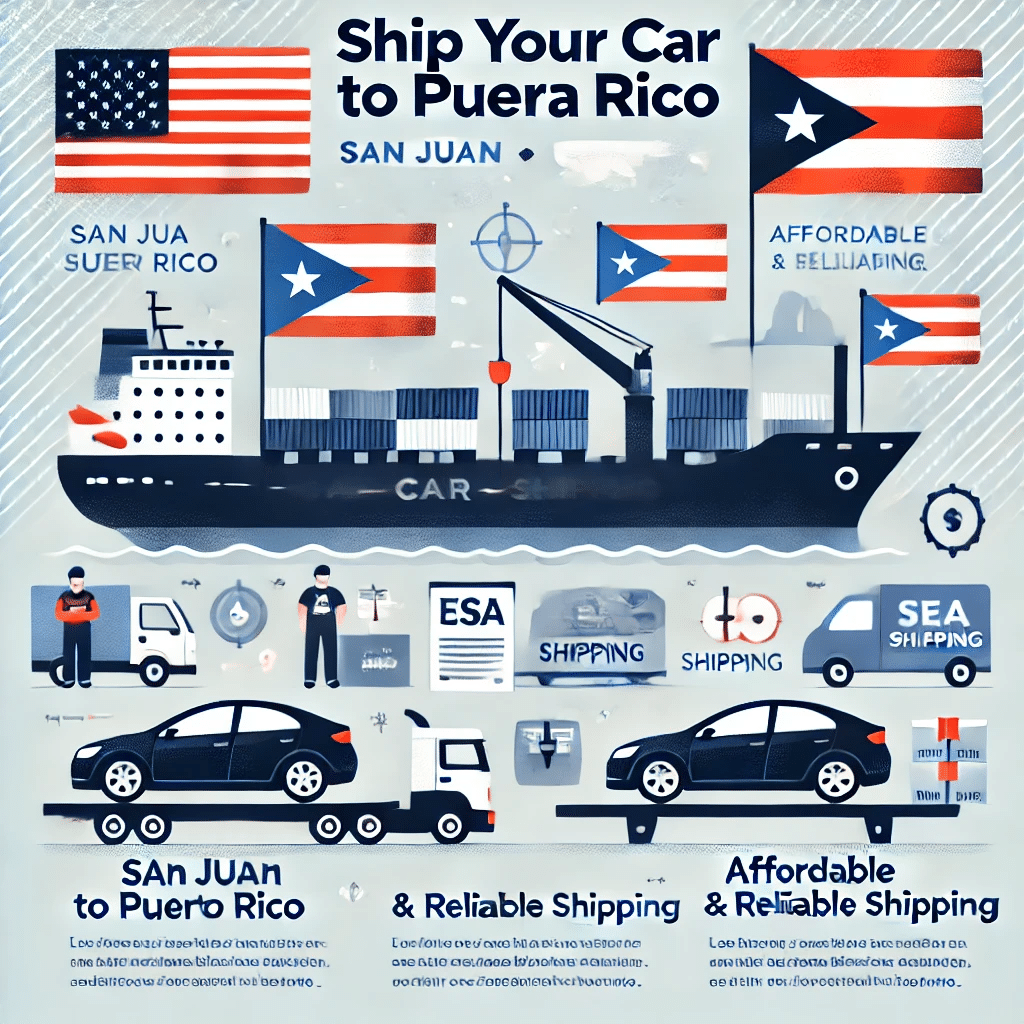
[494,276,655,462]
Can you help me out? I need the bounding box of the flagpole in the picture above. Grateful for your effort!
[260,217,266,456]
[858,287,866,430]
[748,44,756,357]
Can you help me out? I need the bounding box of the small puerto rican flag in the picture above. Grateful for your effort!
[862,293,981,366]
[596,223,727,303]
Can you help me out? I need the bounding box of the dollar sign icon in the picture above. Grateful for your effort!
[944,506,963,532]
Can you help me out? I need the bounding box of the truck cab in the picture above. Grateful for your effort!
[130,598,196,685]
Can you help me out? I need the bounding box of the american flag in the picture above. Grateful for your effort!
[752,48,983,194]
[55,47,310,193]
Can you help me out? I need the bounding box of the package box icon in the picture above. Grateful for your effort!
[910,760,987,804]
[911,718,987,762]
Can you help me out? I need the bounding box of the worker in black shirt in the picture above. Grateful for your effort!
[297,565,346,688]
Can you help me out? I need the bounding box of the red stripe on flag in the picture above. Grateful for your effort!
[349,267,436,293]
[870,351,980,366]
[916,322,981,336]
[56,153,310,167]
[169,88,312,100]
[603,287,727,302]
[280,224,437,245]
[168,66,310,79]
[55,177,309,194]
[757,167,982,194]
[169,47,310,57]
[759,48,982,78]
[170,109,309,121]
[609,224,727,239]
[664,256,728,272]
[270,316,436,337]
[874,294,980,307]
[856,106,983,139]
[56,132,311,144]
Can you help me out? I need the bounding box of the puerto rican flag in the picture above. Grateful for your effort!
[263,223,436,337]
[751,48,983,194]
[597,223,727,302]
[862,293,981,365]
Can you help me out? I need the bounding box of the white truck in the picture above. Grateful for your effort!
[31,585,196,687]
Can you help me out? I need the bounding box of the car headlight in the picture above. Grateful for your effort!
[611,745,639,759]
[76,745,102,758]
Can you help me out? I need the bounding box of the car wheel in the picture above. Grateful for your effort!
[944,656,976,688]
[309,813,345,845]
[822,657,854,688]
[281,758,328,802]
[94,812,130,844]
[101,757,147,802]
[138,812,172,845]
[637,755,685,803]
[49,658,75,688]
[537,675,553,686]
[431,811,470,845]
[352,813,386,845]
[139,657,170,687]
[814,758,860,803]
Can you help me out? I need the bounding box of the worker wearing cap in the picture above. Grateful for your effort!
[297,565,346,688]
[54,566,100,688]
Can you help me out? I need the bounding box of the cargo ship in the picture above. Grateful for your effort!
[57,285,918,536]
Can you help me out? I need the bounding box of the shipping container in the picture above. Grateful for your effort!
[666,418,747,451]
[763,418,834,438]
[512,389,589,420]
[329,389,397,420]
[397,388,478,420]
[666,387,747,419]
[396,419,478,451]
[761,391,833,421]
[512,419,588,451]
[326,418,397,451]
[263,418,329,451]
[264,387,330,420]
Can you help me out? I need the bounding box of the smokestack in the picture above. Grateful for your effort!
[833,344,848,434]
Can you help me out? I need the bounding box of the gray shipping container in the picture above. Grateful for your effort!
[263,419,328,451]
[327,418,396,451]
[397,388,478,419]
[513,419,588,451]
[512,389,589,420]
[329,389,397,420]
[666,418,747,451]
[763,418,834,438]
[667,387,748,419]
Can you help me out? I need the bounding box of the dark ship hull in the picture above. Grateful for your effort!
[58,431,918,532]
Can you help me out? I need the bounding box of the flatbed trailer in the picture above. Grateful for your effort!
[555,802,960,844]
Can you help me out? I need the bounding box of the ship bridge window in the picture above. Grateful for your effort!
[154,360,163,370]
[837,443,852,450]
[194,363,202,373]
[140,360,150,370]
[220,359,230,370]
[180,360,189,370]
[207,359,216,370]
[167,360,176,369]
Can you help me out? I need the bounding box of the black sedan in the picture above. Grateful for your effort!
[606,700,889,804]
[71,700,357,803]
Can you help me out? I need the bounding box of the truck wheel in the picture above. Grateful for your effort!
[813,758,860,803]
[309,814,346,845]
[139,657,170,687]
[537,675,553,686]
[94,812,130,844]
[101,757,147,802]
[49,658,75,688]
[138,813,172,845]
[944,656,976,688]
[282,758,328,802]
[352,813,386,845]
[432,811,470,845]
[822,657,854,687]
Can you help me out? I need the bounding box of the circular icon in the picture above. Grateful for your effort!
[921,484,984,558]
[471,202,542,273]
[210,579,268,646]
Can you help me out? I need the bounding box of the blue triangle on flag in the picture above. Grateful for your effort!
[861,294,930,365]
[262,224,370,336]
[596,224,671,303]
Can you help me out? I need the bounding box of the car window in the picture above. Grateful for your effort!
[238,706,301,733]
[440,740,489,771]
[774,706,835,733]
[141,602,178,630]
[705,706,771,737]
[168,706,235,737]
[829,599,873,631]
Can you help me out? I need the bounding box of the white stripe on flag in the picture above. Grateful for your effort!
[887,305,981,323]
[169,77,311,90]
[56,142,311,155]
[307,292,437,317]
[168,55,311,69]
[888,337,981,353]
[168,100,312,111]
[627,238,728,257]
[55,165,310,178]
[801,139,982,168]
[626,271,729,288]
[304,242,436,267]
[167,120,311,133]
[803,77,982,106]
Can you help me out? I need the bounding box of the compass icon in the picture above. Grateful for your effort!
[471,202,543,273]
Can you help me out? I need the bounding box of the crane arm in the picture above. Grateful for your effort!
[497,276,635,391]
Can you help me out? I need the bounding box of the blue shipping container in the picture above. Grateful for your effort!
[326,418,397,451]
[666,418,747,451]
[512,419,588,451]
[666,388,748,419]
[264,419,329,451]
[329,389,396,420]
[512,389,589,420]
[396,388,478,419]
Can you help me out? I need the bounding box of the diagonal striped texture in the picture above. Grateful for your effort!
[745,0,1024,520]
[0,0,311,539]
